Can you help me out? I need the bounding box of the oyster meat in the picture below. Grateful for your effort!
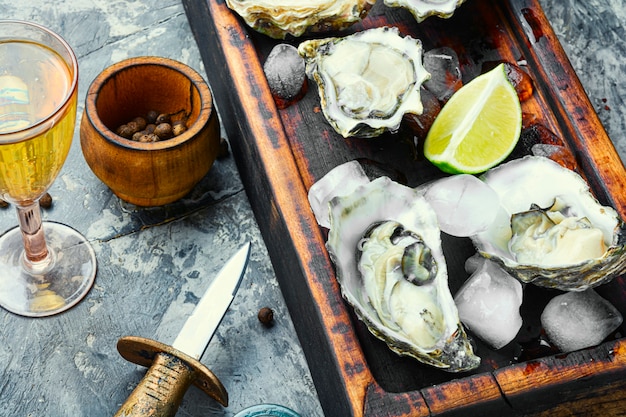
[471,156,626,291]
[298,26,430,138]
[327,176,480,372]
[384,0,467,23]
[225,0,376,39]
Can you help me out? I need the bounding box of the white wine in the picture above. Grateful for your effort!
[0,40,76,203]
[0,75,31,132]
[0,21,96,319]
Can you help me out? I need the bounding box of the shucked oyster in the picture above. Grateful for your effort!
[225,0,376,39]
[327,176,480,372]
[471,156,626,291]
[384,0,467,23]
[298,26,430,138]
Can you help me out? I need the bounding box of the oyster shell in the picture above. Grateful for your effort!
[471,156,626,291]
[298,26,430,138]
[225,0,376,39]
[384,0,467,23]
[327,176,480,372]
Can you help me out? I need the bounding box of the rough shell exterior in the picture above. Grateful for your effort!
[327,176,480,372]
[384,0,468,22]
[298,26,430,138]
[225,0,376,39]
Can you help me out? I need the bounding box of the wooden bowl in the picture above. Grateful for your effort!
[80,56,220,206]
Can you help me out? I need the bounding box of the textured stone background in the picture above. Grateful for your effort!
[540,0,626,162]
[0,1,323,416]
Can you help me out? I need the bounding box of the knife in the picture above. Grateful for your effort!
[114,242,251,417]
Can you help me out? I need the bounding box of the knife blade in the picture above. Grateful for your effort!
[172,241,250,359]
[114,242,251,417]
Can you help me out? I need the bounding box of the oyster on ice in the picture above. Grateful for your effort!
[327,176,480,372]
[384,0,467,23]
[298,26,430,138]
[225,0,376,39]
[471,156,626,291]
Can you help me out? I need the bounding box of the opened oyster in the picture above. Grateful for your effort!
[471,156,626,291]
[384,0,467,23]
[298,26,430,138]
[225,0,375,39]
[327,176,480,372]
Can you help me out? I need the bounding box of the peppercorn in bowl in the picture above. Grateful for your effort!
[80,56,220,206]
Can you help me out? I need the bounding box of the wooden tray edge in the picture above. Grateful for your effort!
[183,0,626,415]
[506,0,626,217]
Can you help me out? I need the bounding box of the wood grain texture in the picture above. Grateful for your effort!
[80,57,221,207]
[183,0,626,415]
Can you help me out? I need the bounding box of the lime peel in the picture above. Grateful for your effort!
[424,63,522,174]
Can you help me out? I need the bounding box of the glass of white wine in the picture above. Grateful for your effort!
[0,20,96,317]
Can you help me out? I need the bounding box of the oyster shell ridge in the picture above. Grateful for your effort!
[327,176,480,372]
[226,0,377,39]
[471,155,626,291]
[298,26,430,139]
[384,0,468,23]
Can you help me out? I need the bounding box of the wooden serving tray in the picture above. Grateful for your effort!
[183,0,626,415]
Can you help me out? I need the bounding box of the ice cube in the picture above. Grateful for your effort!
[503,62,534,102]
[308,161,370,229]
[420,174,500,237]
[422,47,463,103]
[263,44,306,108]
[454,258,524,349]
[541,289,623,352]
[403,87,441,139]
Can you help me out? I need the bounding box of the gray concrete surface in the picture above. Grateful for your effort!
[0,1,323,416]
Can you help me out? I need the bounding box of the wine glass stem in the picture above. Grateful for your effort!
[16,202,52,272]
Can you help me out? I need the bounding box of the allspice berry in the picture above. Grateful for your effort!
[146,110,159,124]
[116,124,134,139]
[40,192,53,209]
[155,113,171,124]
[138,133,160,143]
[257,306,274,327]
[117,110,187,141]
[154,123,173,139]
[172,120,187,136]
[126,121,140,135]
[132,116,147,131]
[132,131,146,141]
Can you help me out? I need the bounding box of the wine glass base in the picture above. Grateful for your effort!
[0,221,97,317]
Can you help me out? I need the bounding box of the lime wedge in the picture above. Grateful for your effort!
[424,63,522,174]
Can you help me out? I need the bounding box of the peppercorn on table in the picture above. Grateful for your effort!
[0,1,625,417]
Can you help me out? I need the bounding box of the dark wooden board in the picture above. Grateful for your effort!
[183,0,626,415]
